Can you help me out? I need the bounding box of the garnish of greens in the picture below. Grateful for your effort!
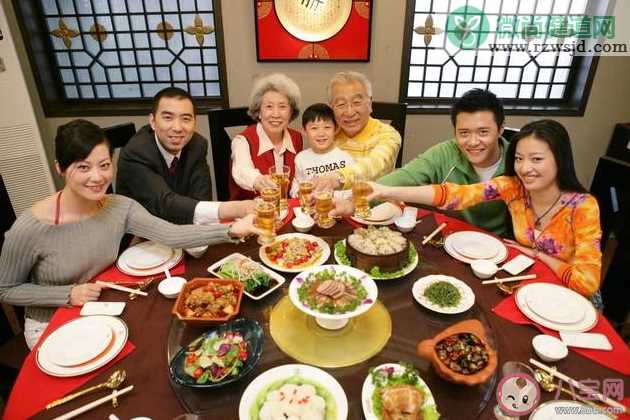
[423,281,461,307]
[334,240,418,279]
[297,268,368,314]
[369,362,440,420]
[183,331,248,384]
[217,259,271,294]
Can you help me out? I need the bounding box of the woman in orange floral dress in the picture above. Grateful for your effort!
[363,120,602,306]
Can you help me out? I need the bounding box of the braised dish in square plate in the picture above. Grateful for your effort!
[172,278,244,326]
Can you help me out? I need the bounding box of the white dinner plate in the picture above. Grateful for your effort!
[259,233,330,273]
[412,274,475,314]
[351,202,403,226]
[444,232,508,264]
[529,400,610,419]
[526,291,585,324]
[450,231,500,260]
[238,364,348,420]
[289,264,378,321]
[117,247,183,276]
[515,283,598,332]
[44,316,113,367]
[361,363,438,420]
[37,315,128,377]
[120,241,174,270]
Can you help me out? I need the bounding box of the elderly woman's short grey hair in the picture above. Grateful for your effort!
[326,71,373,103]
[248,73,301,122]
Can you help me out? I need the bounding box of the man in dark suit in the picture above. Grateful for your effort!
[116,88,253,254]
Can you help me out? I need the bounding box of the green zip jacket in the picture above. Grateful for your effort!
[378,137,511,237]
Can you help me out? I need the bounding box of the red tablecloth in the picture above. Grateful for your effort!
[3,308,135,420]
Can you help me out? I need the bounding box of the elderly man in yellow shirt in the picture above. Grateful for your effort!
[313,71,402,191]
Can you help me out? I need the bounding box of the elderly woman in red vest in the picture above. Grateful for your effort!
[230,73,303,200]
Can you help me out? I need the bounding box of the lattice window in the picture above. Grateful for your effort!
[13,0,228,115]
[399,0,602,114]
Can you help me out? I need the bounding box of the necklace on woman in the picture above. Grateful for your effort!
[533,193,563,230]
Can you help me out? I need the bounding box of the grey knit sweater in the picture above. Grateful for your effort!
[0,194,236,322]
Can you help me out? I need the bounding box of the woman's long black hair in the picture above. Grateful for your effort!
[505,119,587,193]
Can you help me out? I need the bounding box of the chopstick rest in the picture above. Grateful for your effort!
[96,281,148,297]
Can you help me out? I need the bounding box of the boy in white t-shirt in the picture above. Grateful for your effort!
[290,103,354,197]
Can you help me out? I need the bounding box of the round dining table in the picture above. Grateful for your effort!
[32,212,630,420]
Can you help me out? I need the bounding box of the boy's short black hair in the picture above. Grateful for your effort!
[302,103,336,128]
[450,89,505,128]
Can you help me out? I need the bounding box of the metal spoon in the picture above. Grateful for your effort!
[533,369,616,419]
[46,370,127,409]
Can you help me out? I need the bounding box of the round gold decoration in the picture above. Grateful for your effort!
[297,43,330,59]
[354,1,370,19]
[89,23,108,42]
[274,0,353,42]
[269,295,391,368]
[257,1,273,19]
[156,21,175,41]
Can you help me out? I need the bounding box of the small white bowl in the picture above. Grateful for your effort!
[532,334,568,362]
[470,259,499,279]
[158,276,187,299]
[394,216,415,233]
[292,216,315,233]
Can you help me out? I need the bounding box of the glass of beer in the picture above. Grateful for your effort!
[260,186,281,223]
[315,190,335,229]
[254,199,276,245]
[269,165,290,212]
[298,180,315,215]
[352,175,372,219]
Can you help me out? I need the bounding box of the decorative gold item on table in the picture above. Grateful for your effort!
[269,165,290,211]
[269,295,391,368]
[314,190,335,228]
[274,0,353,42]
[254,198,276,245]
[298,180,315,215]
[46,370,126,409]
[352,175,372,219]
[128,276,156,300]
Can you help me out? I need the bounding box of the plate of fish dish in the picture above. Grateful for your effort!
[362,362,440,420]
[289,264,378,330]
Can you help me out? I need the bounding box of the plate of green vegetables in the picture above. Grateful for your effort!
[208,253,285,300]
[412,275,475,314]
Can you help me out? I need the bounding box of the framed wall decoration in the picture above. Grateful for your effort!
[255,0,372,61]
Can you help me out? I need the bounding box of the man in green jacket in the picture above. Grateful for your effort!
[378,89,511,237]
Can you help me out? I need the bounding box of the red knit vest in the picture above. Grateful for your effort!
[229,124,303,200]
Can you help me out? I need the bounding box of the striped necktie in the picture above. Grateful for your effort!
[169,156,178,176]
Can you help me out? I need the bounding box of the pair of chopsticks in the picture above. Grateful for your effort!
[422,222,447,245]
[481,274,537,285]
[96,281,147,297]
[53,385,134,420]
[530,359,627,413]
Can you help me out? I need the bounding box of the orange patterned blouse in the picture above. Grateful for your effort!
[432,176,602,297]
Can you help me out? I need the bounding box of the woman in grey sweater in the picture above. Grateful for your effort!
[0,119,260,348]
